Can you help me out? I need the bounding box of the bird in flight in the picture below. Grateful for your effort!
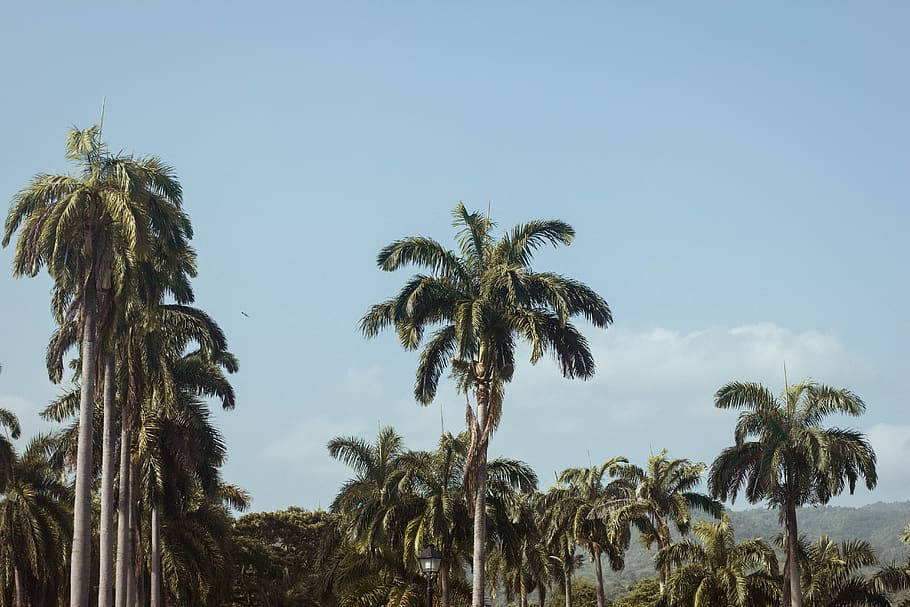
[241,311,250,318]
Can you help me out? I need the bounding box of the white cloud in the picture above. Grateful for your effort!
[268,322,902,509]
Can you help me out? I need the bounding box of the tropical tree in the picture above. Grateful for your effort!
[708,380,878,607]
[0,433,71,607]
[610,451,723,593]
[548,458,632,607]
[657,514,779,607]
[3,123,193,607]
[361,203,612,607]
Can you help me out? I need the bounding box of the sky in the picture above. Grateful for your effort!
[1,2,908,512]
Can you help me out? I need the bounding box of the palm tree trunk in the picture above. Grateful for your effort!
[539,582,546,607]
[14,566,24,607]
[564,566,572,607]
[781,549,791,607]
[592,548,606,607]
[71,285,98,607]
[99,356,117,607]
[471,380,489,607]
[150,507,162,607]
[658,535,669,595]
[786,500,802,607]
[130,457,143,607]
[115,419,132,607]
[439,560,450,607]
[126,460,137,607]
[519,586,528,607]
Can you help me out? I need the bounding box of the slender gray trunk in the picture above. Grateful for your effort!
[14,566,24,607]
[439,560,450,607]
[150,507,162,607]
[564,566,572,607]
[126,461,136,607]
[592,548,605,607]
[99,356,116,607]
[115,420,132,607]
[658,535,669,595]
[128,457,140,607]
[71,285,97,607]
[471,384,489,607]
[786,501,802,607]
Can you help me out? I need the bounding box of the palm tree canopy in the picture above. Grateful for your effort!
[708,380,877,508]
[361,203,612,407]
[657,514,779,607]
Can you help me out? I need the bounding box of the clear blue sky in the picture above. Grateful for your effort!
[1,2,908,511]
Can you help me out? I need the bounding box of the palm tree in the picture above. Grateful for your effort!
[0,434,72,607]
[548,458,632,607]
[328,426,407,550]
[397,433,472,607]
[708,380,878,607]
[610,451,723,594]
[4,124,193,607]
[488,494,551,607]
[657,514,779,607]
[361,203,612,607]
[798,536,888,607]
[541,499,584,607]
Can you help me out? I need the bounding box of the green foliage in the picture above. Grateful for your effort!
[545,579,599,607]
[230,508,339,607]
[611,579,661,607]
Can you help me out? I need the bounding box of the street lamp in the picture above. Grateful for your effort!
[417,545,442,607]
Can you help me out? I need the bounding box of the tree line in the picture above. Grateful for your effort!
[2,125,909,607]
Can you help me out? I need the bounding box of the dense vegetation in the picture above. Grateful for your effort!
[2,126,910,607]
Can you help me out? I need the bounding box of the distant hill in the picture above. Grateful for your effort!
[573,501,910,601]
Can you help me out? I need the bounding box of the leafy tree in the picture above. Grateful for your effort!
[708,380,877,607]
[230,508,340,607]
[545,579,598,607]
[657,514,779,607]
[3,123,192,607]
[362,203,611,607]
[610,451,723,594]
[611,579,661,607]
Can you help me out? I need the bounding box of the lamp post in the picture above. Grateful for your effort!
[417,545,442,607]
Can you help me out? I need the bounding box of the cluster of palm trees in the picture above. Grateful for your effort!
[324,415,904,607]
[2,125,244,606]
[359,206,902,607]
[3,138,908,607]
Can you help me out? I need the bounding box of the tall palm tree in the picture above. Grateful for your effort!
[610,451,723,594]
[548,458,631,607]
[4,124,192,607]
[657,514,779,607]
[708,380,878,607]
[361,203,611,607]
[0,434,72,607]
